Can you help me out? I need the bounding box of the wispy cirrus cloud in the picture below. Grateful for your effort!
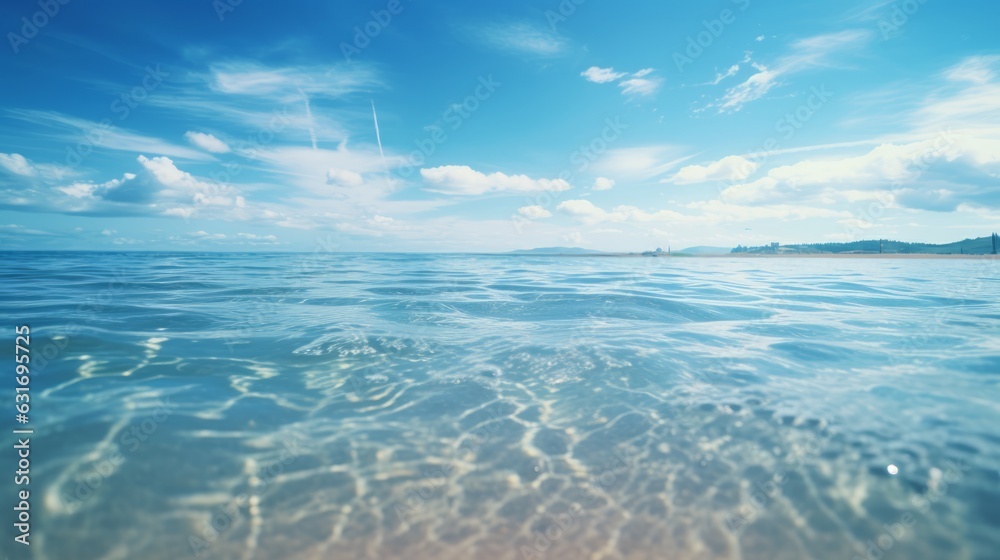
[474,22,567,56]
[209,62,379,99]
[6,110,213,161]
[582,66,663,97]
[717,30,872,112]
[185,131,231,153]
[0,152,75,180]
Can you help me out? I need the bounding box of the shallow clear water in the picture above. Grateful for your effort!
[2,252,999,560]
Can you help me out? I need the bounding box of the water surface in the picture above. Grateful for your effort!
[2,252,998,559]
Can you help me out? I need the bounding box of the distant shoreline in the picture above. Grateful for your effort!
[509,253,999,259]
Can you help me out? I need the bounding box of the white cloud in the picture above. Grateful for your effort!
[718,64,779,112]
[478,23,566,56]
[582,67,662,97]
[718,30,871,112]
[517,205,552,219]
[620,79,661,97]
[756,35,765,42]
[0,153,34,176]
[665,156,759,184]
[592,177,615,191]
[237,233,279,242]
[137,155,246,209]
[56,173,136,199]
[764,136,970,187]
[719,177,781,204]
[7,110,213,161]
[709,64,740,85]
[421,165,572,195]
[326,167,364,187]
[581,67,626,83]
[592,145,693,180]
[686,199,851,221]
[557,200,608,224]
[210,62,379,98]
[557,199,691,225]
[619,69,663,97]
[0,152,74,180]
[185,131,230,153]
[944,56,1000,85]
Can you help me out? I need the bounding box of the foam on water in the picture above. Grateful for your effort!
[1,252,998,559]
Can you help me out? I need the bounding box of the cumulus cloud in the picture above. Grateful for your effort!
[665,156,759,184]
[517,205,552,219]
[557,199,690,225]
[185,131,231,153]
[56,174,137,199]
[421,165,572,195]
[581,67,627,83]
[715,129,1000,211]
[592,177,615,191]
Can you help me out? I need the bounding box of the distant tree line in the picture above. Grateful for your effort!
[732,235,1000,255]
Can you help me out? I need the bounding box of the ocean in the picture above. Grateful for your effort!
[2,251,998,559]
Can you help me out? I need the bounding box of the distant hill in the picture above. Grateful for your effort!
[733,235,999,255]
[679,246,731,255]
[508,247,605,255]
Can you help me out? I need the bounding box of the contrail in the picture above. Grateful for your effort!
[371,99,385,161]
[299,88,318,150]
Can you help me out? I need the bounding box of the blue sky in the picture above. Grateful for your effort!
[1,0,999,251]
